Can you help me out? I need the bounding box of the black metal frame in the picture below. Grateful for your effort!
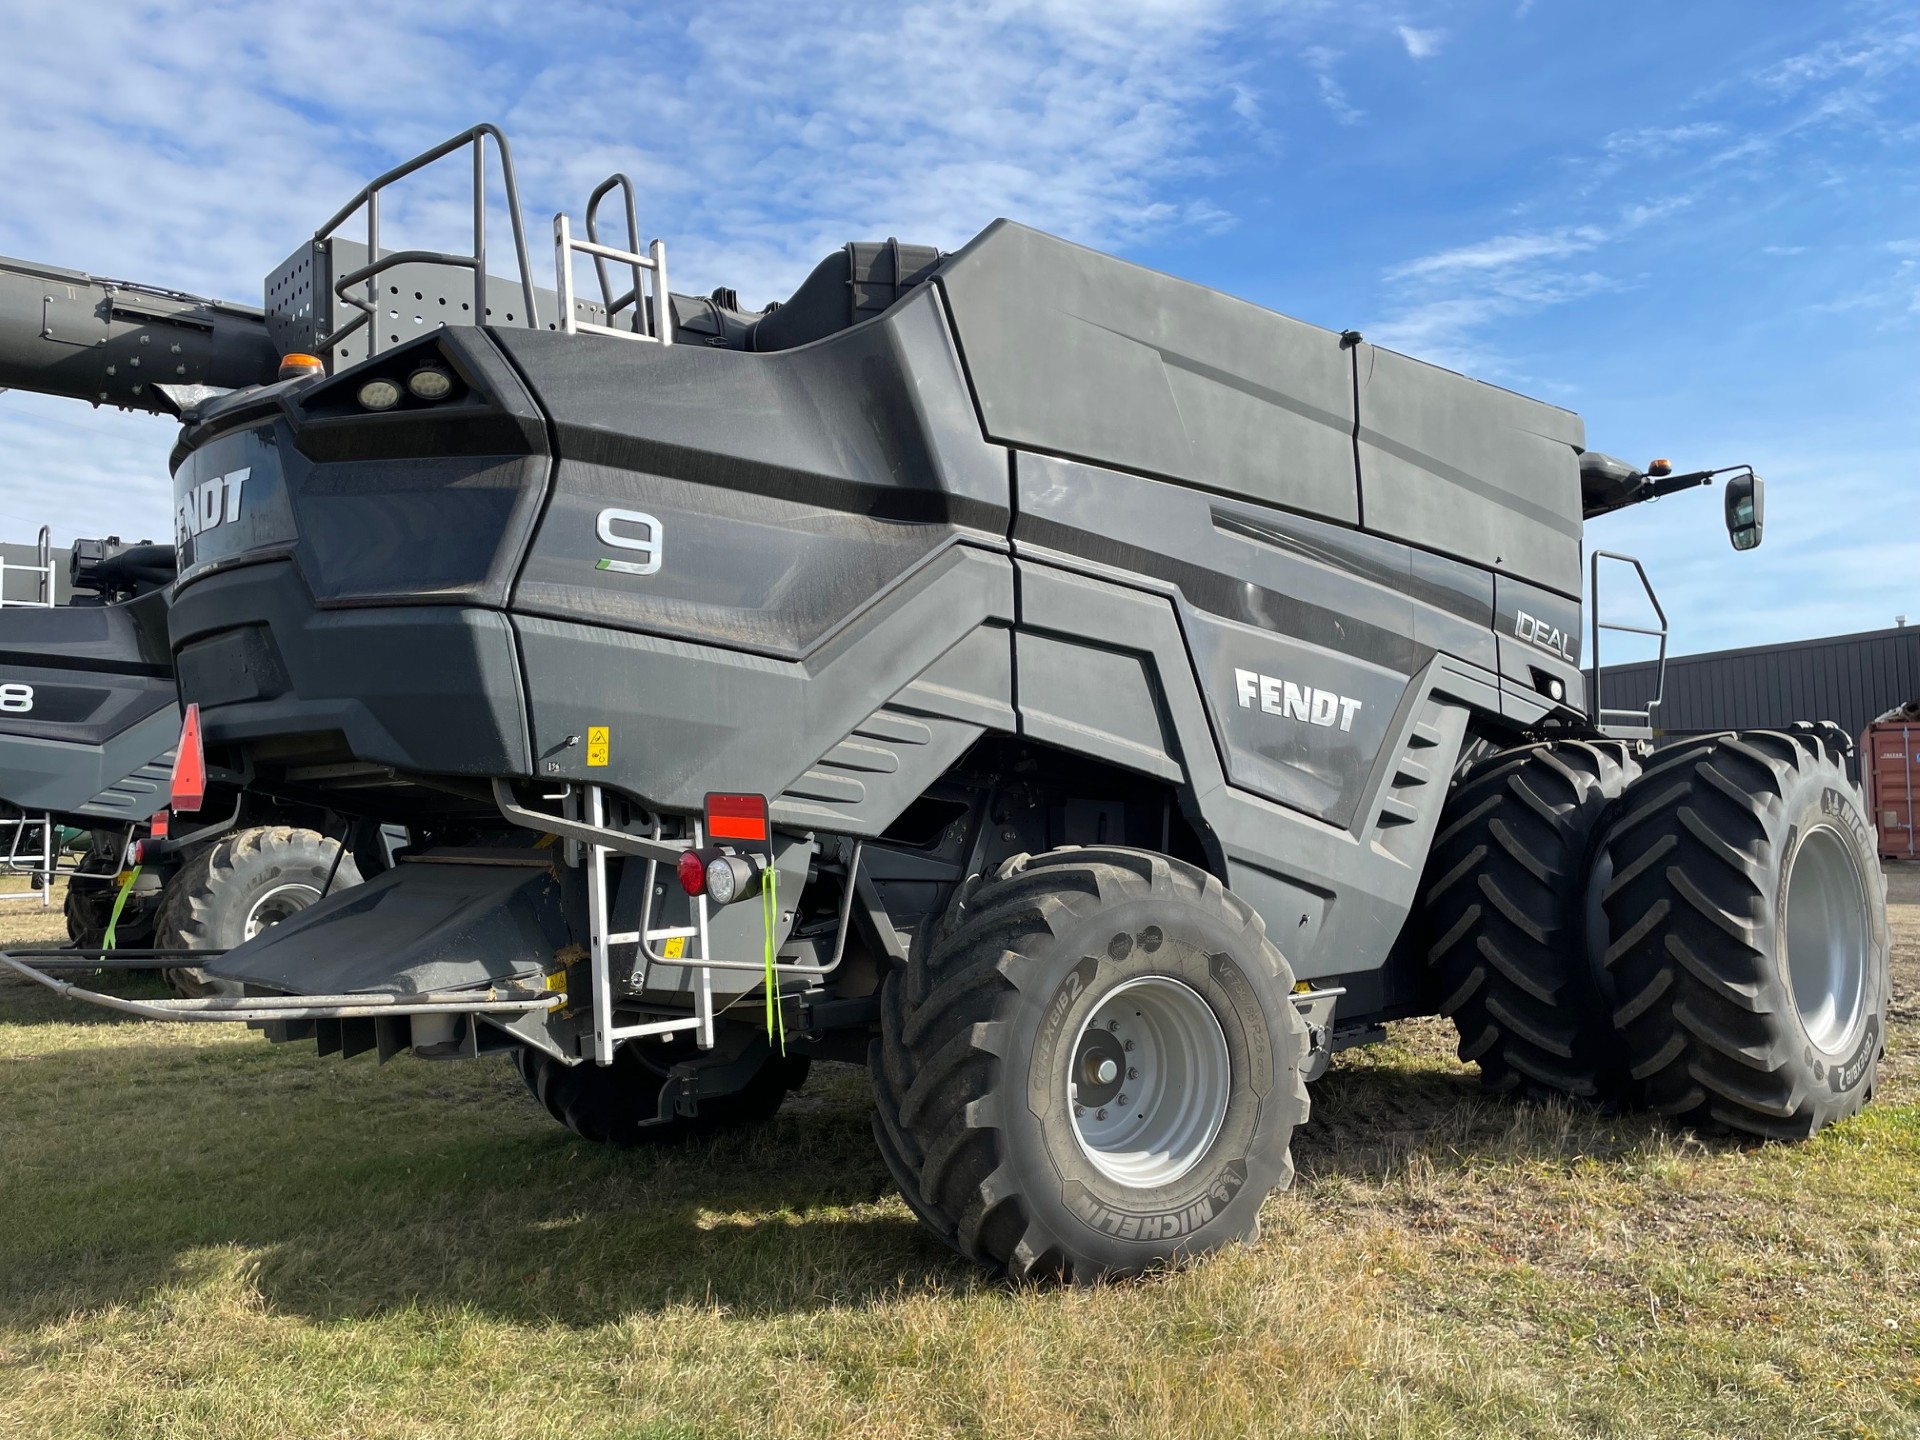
[311,125,540,358]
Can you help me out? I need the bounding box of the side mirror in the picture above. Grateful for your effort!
[1725,472,1764,551]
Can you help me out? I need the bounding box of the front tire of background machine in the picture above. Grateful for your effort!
[1597,728,1891,1138]
[64,846,155,948]
[1420,738,1638,1103]
[871,847,1310,1283]
[156,826,362,998]
[512,1035,810,1145]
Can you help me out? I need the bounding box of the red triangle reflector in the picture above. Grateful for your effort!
[170,703,206,813]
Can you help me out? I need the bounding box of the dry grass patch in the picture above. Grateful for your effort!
[0,871,1916,1437]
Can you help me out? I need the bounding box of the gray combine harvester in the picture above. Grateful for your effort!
[1,126,1888,1279]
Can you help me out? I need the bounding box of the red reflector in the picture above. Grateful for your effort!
[676,850,707,896]
[705,792,768,845]
[149,810,170,839]
[170,703,206,813]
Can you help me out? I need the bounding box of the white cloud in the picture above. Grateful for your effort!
[1601,122,1726,158]
[1386,227,1606,281]
[1303,46,1365,125]
[1397,26,1442,59]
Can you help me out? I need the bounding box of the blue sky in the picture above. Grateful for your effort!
[1,0,1914,656]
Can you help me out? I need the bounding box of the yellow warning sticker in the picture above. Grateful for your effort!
[662,935,687,960]
[587,726,609,766]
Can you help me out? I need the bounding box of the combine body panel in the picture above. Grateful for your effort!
[0,129,1886,1281]
[0,586,177,819]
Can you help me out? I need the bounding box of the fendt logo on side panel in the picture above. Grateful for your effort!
[1233,669,1363,732]
[1514,610,1575,661]
[176,467,250,545]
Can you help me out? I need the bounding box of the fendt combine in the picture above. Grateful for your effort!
[1,128,1889,1279]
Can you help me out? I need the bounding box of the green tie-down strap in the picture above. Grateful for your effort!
[762,863,784,1053]
[102,864,142,951]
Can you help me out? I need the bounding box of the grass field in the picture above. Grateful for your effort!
[1,869,1917,1439]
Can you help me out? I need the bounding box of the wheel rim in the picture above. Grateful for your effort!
[1069,976,1230,1189]
[1783,824,1869,1054]
[243,882,323,941]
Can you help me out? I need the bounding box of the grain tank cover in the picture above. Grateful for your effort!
[935,221,1586,597]
[936,220,1359,526]
[1353,342,1584,595]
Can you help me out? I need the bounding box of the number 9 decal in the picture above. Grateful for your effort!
[595,508,664,577]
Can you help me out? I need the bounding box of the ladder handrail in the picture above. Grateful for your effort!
[1587,548,1669,730]
[311,124,540,357]
[555,171,672,347]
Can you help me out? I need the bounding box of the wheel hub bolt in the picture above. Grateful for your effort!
[1116,1093,1128,1106]
[1127,1067,1139,1080]
[1124,1039,1135,1051]
[1109,1020,1120,1032]
[1096,1108,1108,1121]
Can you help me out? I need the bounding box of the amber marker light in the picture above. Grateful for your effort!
[278,352,326,381]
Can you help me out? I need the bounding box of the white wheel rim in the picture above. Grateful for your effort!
[243,882,323,941]
[1783,823,1869,1054]
[1069,975,1230,1189]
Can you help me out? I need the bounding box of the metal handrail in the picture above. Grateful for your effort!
[1587,549,1669,730]
[1,947,564,1024]
[585,173,645,328]
[0,525,56,609]
[311,124,540,356]
[555,170,671,346]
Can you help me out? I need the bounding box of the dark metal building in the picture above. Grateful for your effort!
[1597,624,1920,774]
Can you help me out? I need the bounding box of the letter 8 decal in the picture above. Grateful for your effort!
[0,682,32,714]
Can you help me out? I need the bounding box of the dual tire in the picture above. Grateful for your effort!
[1597,728,1889,1135]
[1426,730,1889,1139]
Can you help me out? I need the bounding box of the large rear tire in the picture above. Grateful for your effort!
[1597,728,1890,1138]
[156,826,360,997]
[513,1036,809,1145]
[872,847,1309,1282]
[1421,739,1638,1102]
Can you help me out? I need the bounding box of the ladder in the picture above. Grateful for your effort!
[0,526,55,608]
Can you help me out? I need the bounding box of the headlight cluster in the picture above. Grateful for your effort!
[357,365,458,412]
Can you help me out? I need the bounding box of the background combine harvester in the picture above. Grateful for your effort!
[0,259,366,978]
[0,125,1889,1280]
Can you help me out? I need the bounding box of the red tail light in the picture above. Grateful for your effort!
[676,849,708,896]
[169,703,206,813]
